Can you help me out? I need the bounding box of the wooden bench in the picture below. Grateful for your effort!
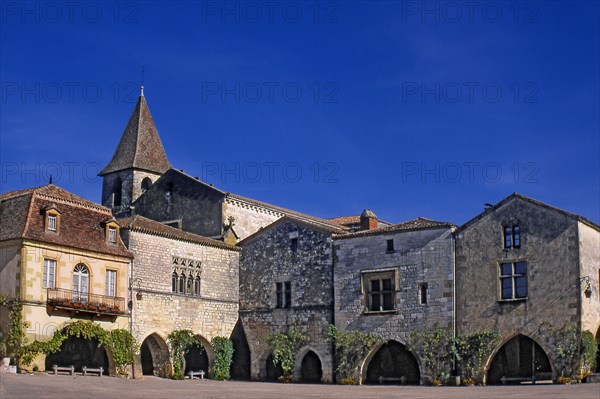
[51,365,74,375]
[501,376,534,385]
[188,370,205,380]
[82,366,103,377]
[378,376,406,385]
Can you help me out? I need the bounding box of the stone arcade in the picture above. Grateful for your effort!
[1,92,598,383]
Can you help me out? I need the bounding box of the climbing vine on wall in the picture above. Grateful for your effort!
[268,325,308,379]
[211,336,234,380]
[411,328,455,385]
[326,324,382,384]
[455,331,500,381]
[20,320,136,375]
[167,329,203,379]
[0,295,29,363]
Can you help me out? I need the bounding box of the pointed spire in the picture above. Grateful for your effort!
[99,95,171,176]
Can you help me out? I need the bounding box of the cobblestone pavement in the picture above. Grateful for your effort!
[1,374,598,399]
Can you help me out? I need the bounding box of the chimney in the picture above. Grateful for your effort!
[360,209,378,231]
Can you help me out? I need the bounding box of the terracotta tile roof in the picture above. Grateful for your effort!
[0,184,133,258]
[333,217,455,239]
[99,95,171,175]
[458,192,600,233]
[118,215,240,251]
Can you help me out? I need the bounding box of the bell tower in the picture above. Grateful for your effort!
[99,88,171,214]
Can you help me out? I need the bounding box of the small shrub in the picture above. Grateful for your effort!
[211,337,234,381]
[555,376,572,384]
[172,371,185,380]
[432,378,443,386]
[339,378,358,385]
[462,377,475,386]
[278,375,294,383]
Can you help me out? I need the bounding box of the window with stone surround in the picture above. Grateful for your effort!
[275,281,291,308]
[499,261,527,300]
[43,258,56,288]
[362,269,397,312]
[503,225,521,249]
[172,256,202,297]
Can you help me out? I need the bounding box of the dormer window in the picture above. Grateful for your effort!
[44,206,61,233]
[104,219,120,245]
[108,227,117,243]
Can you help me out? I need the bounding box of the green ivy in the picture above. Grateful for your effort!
[268,325,308,378]
[211,336,234,380]
[20,320,136,375]
[580,330,597,373]
[455,331,500,381]
[411,328,455,384]
[0,294,29,363]
[326,325,382,384]
[167,329,203,378]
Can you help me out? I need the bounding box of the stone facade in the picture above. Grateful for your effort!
[333,222,455,383]
[455,194,600,382]
[119,219,240,378]
[101,169,162,212]
[238,218,338,383]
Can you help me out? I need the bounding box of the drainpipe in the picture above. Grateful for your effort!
[451,231,458,380]
[128,258,136,379]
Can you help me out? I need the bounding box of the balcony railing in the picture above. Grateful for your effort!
[47,288,126,315]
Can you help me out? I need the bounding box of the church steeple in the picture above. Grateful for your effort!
[100,94,171,213]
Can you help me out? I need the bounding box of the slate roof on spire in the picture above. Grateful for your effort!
[99,95,171,176]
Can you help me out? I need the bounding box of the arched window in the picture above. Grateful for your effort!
[194,277,201,296]
[73,263,89,302]
[141,177,152,193]
[178,274,185,294]
[113,177,122,207]
[186,274,193,295]
[172,272,178,293]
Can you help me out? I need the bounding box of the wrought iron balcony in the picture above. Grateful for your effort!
[47,288,126,316]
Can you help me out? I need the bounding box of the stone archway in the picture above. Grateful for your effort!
[45,335,109,373]
[487,334,552,384]
[300,351,322,383]
[265,353,284,382]
[140,333,170,377]
[364,340,420,385]
[230,319,251,380]
[183,335,215,377]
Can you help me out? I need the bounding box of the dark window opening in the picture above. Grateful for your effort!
[291,237,298,252]
[386,239,394,252]
[503,224,521,248]
[419,283,428,305]
[276,281,292,308]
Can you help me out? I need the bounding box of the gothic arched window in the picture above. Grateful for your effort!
[194,276,201,297]
[178,274,185,294]
[113,177,122,207]
[141,177,152,193]
[172,272,178,293]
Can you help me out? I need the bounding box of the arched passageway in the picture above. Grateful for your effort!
[300,351,322,383]
[487,334,552,384]
[266,354,284,381]
[45,335,108,372]
[184,344,208,374]
[365,341,420,385]
[140,334,170,377]
[230,319,251,380]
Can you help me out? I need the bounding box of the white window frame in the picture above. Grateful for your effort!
[108,227,117,244]
[47,214,57,232]
[43,258,56,289]
[105,269,117,297]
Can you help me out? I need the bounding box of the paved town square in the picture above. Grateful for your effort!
[1,374,599,399]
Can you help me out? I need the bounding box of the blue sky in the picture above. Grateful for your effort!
[1,1,599,225]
